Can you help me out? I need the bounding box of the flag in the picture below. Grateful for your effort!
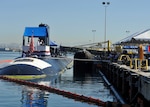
[29,36,34,53]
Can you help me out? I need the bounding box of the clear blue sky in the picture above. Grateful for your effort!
[0,0,150,46]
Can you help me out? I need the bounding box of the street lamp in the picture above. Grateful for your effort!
[92,30,96,44]
[102,2,110,50]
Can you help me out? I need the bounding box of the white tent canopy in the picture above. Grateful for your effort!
[114,29,150,45]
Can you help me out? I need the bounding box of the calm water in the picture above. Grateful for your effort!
[0,52,116,107]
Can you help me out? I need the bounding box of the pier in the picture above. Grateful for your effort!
[68,29,150,107]
[99,60,150,106]
[73,48,150,107]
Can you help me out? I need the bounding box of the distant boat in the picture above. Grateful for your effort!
[0,48,13,52]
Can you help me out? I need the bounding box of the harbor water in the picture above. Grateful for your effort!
[0,52,116,107]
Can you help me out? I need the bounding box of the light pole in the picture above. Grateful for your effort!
[102,2,110,50]
[92,30,96,44]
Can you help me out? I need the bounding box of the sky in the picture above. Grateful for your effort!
[0,0,150,47]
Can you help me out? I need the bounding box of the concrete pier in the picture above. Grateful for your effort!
[73,50,150,106]
[99,60,150,106]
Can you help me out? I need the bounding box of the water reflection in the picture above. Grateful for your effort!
[60,69,117,102]
[20,74,60,107]
[21,87,49,107]
[9,67,116,107]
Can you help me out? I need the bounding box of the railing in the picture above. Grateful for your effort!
[22,45,50,52]
[117,54,148,71]
[130,58,148,70]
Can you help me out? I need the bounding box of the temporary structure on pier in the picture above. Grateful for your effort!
[114,29,150,45]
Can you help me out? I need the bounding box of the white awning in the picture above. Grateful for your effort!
[114,29,150,45]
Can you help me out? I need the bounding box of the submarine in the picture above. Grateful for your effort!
[0,23,73,80]
[0,57,52,80]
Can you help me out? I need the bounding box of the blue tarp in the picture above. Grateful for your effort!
[23,27,47,37]
[50,41,57,46]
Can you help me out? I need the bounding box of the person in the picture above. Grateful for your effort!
[40,40,44,45]
[37,39,40,45]
[38,39,44,45]
[22,52,26,57]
